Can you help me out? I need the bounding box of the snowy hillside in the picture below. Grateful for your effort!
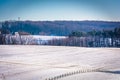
[0,45,120,80]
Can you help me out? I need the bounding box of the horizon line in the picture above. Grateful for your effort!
[0,19,120,23]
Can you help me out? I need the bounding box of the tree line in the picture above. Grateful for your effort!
[69,28,120,38]
[48,28,120,47]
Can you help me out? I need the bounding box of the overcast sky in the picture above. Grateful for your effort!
[0,0,120,21]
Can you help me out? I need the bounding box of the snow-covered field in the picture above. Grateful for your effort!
[0,45,120,80]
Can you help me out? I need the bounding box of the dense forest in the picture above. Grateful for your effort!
[0,20,120,36]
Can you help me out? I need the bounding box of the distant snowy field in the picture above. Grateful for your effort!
[0,45,120,80]
[33,35,67,40]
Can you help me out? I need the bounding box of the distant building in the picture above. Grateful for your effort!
[14,32,22,44]
[15,32,19,36]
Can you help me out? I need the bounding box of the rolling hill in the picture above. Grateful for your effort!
[0,45,120,80]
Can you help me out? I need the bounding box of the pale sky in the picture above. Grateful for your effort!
[0,0,120,21]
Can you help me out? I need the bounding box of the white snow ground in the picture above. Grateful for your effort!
[0,45,120,80]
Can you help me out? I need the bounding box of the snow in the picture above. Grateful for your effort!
[0,45,120,80]
[32,35,67,40]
